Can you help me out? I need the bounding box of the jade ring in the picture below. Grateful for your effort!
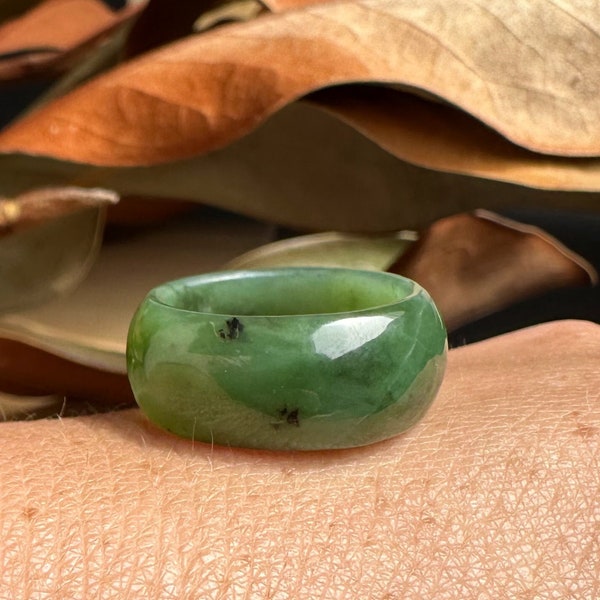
[127,267,447,450]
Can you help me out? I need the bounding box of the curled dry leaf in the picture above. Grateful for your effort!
[260,0,322,9]
[0,0,143,81]
[310,85,600,192]
[1,0,600,165]
[0,338,133,411]
[0,186,118,234]
[225,230,416,271]
[194,0,265,32]
[389,210,598,331]
[0,100,597,232]
[0,187,116,312]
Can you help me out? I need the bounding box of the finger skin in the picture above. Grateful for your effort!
[1,320,599,599]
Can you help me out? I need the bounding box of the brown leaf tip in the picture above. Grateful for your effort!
[0,186,119,233]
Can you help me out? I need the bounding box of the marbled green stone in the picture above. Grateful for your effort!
[126,267,447,450]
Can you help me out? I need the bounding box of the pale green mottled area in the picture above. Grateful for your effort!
[127,268,447,450]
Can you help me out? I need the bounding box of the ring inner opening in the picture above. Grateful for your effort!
[154,270,413,316]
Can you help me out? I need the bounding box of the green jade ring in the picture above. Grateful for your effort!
[127,267,447,451]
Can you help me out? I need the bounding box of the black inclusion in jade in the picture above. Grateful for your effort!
[126,267,447,451]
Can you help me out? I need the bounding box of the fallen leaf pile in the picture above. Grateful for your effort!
[0,0,597,415]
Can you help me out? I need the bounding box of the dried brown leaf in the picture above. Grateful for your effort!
[311,86,600,192]
[0,186,118,234]
[225,231,415,271]
[0,194,110,312]
[194,0,265,32]
[0,99,597,233]
[260,0,321,9]
[0,0,143,81]
[390,210,598,331]
[0,338,133,405]
[1,0,599,164]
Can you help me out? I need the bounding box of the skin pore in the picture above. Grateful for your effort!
[1,320,599,598]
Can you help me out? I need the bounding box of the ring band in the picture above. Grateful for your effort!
[127,267,447,450]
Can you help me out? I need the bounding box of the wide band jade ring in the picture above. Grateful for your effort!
[127,267,447,451]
